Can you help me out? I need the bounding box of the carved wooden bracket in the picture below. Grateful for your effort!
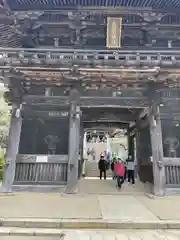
[138,12,167,22]
[14,11,44,20]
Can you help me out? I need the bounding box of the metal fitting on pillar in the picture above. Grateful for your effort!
[152,116,157,127]
[75,106,81,119]
[15,104,22,118]
[72,106,81,120]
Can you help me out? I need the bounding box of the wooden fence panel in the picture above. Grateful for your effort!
[14,154,68,185]
[164,158,180,187]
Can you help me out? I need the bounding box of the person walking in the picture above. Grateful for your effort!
[122,158,127,180]
[114,158,125,189]
[111,157,117,180]
[98,154,107,180]
[126,154,135,184]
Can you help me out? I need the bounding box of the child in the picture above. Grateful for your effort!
[114,158,125,189]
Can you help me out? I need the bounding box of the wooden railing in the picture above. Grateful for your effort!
[0,48,180,67]
[164,158,180,187]
[14,154,68,185]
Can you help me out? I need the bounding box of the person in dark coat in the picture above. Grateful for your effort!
[98,154,107,180]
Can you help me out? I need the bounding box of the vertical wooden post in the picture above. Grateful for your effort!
[66,89,80,193]
[135,130,140,178]
[79,126,84,161]
[82,131,87,177]
[78,126,84,178]
[128,130,134,157]
[2,105,22,193]
[149,106,165,196]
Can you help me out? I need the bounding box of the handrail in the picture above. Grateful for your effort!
[1,47,180,67]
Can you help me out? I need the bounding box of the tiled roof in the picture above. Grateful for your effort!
[0,7,21,47]
[7,0,180,10]
[0,24,21,47]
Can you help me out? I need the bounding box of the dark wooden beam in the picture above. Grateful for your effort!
[83,113,137,123]
[12,7,180,16]
[83,121,128,129]
[22,109,69,119]
[23,95,149,108]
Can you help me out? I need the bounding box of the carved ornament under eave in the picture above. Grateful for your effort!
[61,66,86,81]
[137,12,167,22]
[165,74,180,87]
[150,30,178,39]
[14,11,44,20]
[68,12,89,21]
[82,30,104,38]
[68,21,87,30]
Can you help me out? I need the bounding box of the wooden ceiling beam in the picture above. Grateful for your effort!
[0,66,160,72]
[83,113,138,123]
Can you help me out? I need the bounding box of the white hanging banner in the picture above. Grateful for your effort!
[36,155,48,163]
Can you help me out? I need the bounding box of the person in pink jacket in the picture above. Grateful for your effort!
[114,158,125,189]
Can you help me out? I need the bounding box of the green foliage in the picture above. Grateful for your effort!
[0,88,10,149]
[0,151,4,180]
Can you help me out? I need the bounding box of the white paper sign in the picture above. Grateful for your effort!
[36,156,48,163]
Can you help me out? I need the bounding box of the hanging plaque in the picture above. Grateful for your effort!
[106,17,122,48]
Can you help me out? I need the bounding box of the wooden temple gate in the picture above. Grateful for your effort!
[1,0,180,195]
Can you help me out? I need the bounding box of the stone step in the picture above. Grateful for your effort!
[0,218,180,230]
[1,228,180,239]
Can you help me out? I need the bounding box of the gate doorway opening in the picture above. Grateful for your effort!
[83,127,128,179]
[77,107,153,194]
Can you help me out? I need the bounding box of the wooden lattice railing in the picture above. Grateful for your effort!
[14,154,68,185]
[164,158,180,187]
[1,48,180,67]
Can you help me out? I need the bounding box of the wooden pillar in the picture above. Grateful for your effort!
[79,126,84,161]
[128,130,134,158]
[66,89,80,193]
[2,104,22,192]
[135,130,140,178]
[149,106,165,196]
[78,125,84,179]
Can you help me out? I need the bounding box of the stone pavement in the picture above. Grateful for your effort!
[77,179,152,195]
[1,229,180,239]
[0,191,180,229]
